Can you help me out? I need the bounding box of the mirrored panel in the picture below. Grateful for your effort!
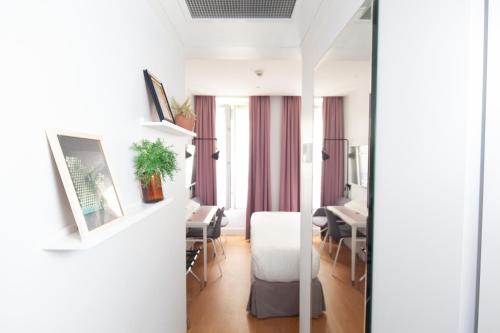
[311,1,373,331]
[349,145,369,188]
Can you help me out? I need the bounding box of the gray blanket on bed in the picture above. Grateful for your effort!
[247,278,326,319]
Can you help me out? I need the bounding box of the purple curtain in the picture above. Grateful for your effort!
[279,96,301,212]
[194,96,217,205]
[321,97,344,206]
[246,96,272,239]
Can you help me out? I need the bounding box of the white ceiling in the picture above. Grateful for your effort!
[316,11,372,65]
[314,13,372,96]
[186,59,302,95]
[168,0,372,95]
[158,0,323,60]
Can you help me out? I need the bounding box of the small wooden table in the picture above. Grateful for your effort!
[327,206,367,284]
[186,206,218,285]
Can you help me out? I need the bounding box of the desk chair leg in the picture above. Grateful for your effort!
[319,233,328,253]
[329,236,332,255]
[332,238,344,275]
[210,239,219,258]
[318,227,328,252]
[217,238,226,258]
[216,260,223,278]
[188,270,203,291]
[209,239,223,278]
[359,260,367,282]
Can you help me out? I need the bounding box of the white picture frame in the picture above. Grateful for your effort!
[46,129,124,240]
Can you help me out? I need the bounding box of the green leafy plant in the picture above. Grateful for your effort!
[171,98,195,118]
[131,139,178,186]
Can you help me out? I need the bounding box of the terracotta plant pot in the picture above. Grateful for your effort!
[175,114,196,131]
[141,173,164,203]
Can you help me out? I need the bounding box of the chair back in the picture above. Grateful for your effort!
[312,207,326,217]
[211,207,225,239]
[325,209,344,241]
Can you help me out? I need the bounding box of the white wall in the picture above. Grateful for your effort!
[371,1,484,332]
[477,1,500,332]
[0,1,188,332]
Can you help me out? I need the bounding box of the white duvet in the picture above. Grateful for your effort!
[251,212,320,283]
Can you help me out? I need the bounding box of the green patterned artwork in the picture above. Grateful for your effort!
[64,156,104,215]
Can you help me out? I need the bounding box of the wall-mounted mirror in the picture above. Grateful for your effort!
[349,145,369,188]
[311,1,373,332]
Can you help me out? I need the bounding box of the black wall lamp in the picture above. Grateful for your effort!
[193,137,219,160]
[322,150,330,161]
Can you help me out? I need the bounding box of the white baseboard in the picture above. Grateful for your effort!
[221,227,245,235]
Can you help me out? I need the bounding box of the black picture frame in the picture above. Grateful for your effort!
[143,69,175,124]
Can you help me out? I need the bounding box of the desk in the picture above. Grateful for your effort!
[186,206,218,284]
[327,205,367,284]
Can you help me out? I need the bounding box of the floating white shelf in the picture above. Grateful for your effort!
[42,198,174,251]
[142,120,196,137]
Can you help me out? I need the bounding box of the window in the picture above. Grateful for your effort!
[216,97,249,209]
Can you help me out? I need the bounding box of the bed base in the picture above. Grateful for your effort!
[247,277,325,319]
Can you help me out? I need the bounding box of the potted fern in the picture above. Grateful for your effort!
[131,139,178,203]
[171,98,196,131]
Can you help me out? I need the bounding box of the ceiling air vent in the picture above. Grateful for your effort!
[185,0,297,19]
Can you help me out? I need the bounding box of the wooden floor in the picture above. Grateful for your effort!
[186,235,365,333]
[311,236,366,333]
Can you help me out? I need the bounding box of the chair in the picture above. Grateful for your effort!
[315,197,351,254]
[186,249,203,290]
[317,208,347,254]
[312,208,329,246]
[186,207,225,277]
[216,211,230,247]
[322,209,366,276]
[186,248,202,330]
[206,207,226,258]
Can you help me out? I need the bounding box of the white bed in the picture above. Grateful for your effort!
[251,211,321,283]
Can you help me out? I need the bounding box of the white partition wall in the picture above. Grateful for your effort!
[371,1,485,332]
[477,1,500,332]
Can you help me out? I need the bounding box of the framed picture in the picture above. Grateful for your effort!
[46,129,124,239]
[143,69,175,124]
